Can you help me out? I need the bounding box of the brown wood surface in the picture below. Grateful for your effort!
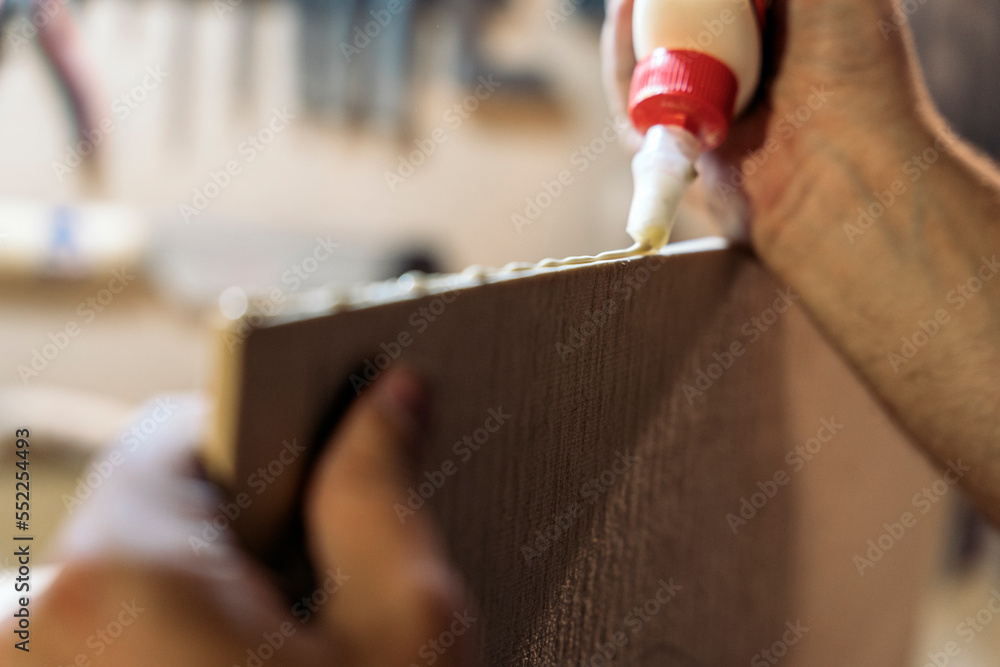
[209,244,945,666]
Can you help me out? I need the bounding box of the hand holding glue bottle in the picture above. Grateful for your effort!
[613,0,769,249]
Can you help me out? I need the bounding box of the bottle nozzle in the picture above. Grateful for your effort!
[626,125,699,250]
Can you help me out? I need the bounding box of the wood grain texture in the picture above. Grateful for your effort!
[209,243,945,666]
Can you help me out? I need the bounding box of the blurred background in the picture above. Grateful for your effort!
[0,0,998,663]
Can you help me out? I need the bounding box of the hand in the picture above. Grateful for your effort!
[601,0,929,246]
[605,0,1000,530]
[9,368,478,667]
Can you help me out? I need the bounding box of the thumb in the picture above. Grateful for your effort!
[601,0,636,122]
[304,367,478,667]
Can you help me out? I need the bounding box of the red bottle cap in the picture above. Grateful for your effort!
[628,48,738,150]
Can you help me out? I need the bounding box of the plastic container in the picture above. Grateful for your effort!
[626,0,768,248]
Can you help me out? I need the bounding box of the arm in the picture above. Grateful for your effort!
[604,1,1000,522]
[735,3,1000,524]
[755,97,1000,523]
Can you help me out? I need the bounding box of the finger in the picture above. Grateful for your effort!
[600,0,637,123]
[305,367,477,667]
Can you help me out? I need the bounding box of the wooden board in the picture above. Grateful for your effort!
[208,240,944,666]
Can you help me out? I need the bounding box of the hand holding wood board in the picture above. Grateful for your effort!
[207,239,943,666]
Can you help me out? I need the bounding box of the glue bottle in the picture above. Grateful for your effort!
[626,0,768,249]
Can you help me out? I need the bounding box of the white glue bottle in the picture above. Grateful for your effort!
[626,0,768,249]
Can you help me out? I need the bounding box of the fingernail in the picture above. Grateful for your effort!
[374,367,431,434]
